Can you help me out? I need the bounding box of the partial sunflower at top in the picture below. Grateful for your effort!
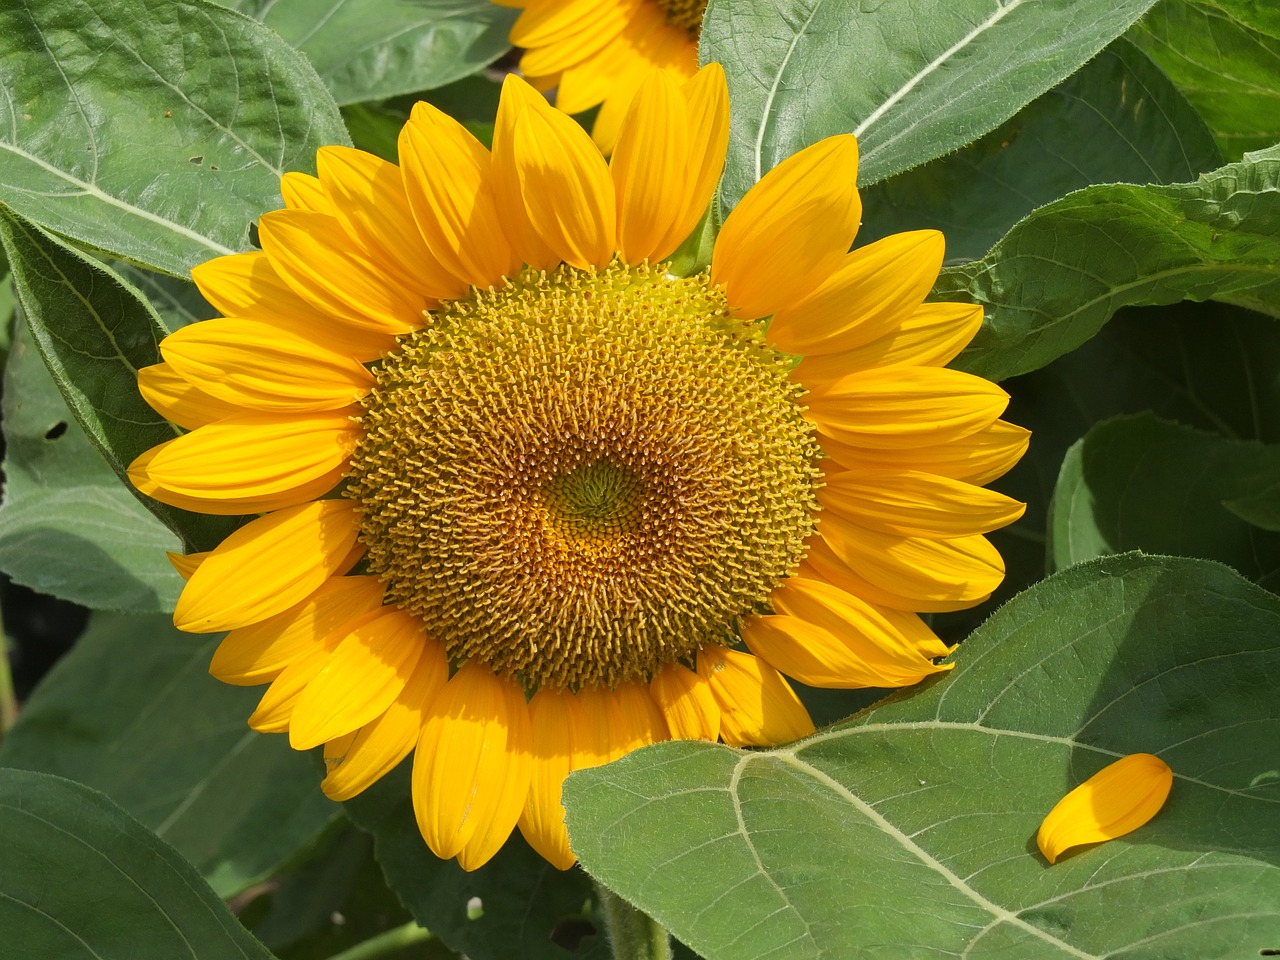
[493,0,705,152]
[131,63,1028,874]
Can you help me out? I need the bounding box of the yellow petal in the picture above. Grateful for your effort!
[411,663,532,870]
[167,550,208,581]
[767,231,945,355]
[130,443,347,516]
[489,77,560,270]
[818,512,1005,606]
[160,319,374,412]
[190,252,395,362]
[711,135,862,319]
[603,680,670,755]
[138,363,242,430]
[322,637,449,801]
[517,689,579,871]
[742,577,951,688]
[516,681,668,870]
[258,209,429,335]
[491,74,617,269]
[511,0,638,52]
[280,172,333,214]
[794,302,984,378]
[210,576,386,686]
[649,662,720,741]
[819,419,1031,487]
[1037,754,1173,864]
[398,103,519,290]
[289,608,427,750]
[175,500,363,632]
[819,467,1025,538]
[139,411,359,501]
[660,63,730,257]
[697,645,814,747]
[612,69,689,264]
[247,614,371,733]
[799,536,987,614]
[317,145,467,301]
[804,366,1009,449]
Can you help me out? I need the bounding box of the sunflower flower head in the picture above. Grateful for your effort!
[498,0,706,152]
[132,64,1029,872]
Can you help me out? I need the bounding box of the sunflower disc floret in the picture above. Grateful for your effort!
[349,260,820,689]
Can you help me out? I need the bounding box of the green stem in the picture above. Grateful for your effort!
[324,921,433,960]
[0,609,17,740]
[595,880,672,960]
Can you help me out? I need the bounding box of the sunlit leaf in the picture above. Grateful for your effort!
[859,40,1222,262]
[566,555,1280,960]
[0,0,348,276]
[703,0,1161,206]
[942,145,1280,382]
[1130,0,1280,161]
[232,0,515,106]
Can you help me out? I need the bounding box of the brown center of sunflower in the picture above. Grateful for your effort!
[654,0,707,35]
[346,260,819,691]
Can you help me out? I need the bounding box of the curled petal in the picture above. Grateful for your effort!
[1037,754,1173,864]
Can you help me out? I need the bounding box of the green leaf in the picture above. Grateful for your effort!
[234,0,515,106]
[1049,413,1280,588]
[0,0,349,277]
[0,206,237,553]
[983,300,1280,608]
[0,768,278,959]
[0,612,340,899]
[1198,0,1280,38]
[565,555,1280,960]
[941,144,1280,382]
[342,763,607,960]
[1129,0,1280,161]
[702,0,1161,207]
[0,320,184,612]
[859,39,1222,262]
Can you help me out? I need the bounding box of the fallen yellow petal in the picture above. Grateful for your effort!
[1037,753,1173,864]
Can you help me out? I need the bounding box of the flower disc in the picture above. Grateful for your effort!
[347,260,821,690]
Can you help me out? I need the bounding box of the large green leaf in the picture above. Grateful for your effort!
[942,144,1280,382]
[343,763,607,960]
[0,207,235,554]
[0,320,184,612]
[702,0,1160,207]
[565,555,1280,960]
[1048,413,1280,589]
[0,612,340,899]
[858,40,1222,262]
[233,0,515,106]
[1129,0,1280,161]
[0,0,349,277]
[0,768,277,959]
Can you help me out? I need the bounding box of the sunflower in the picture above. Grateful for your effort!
[131,63,1028,872]
[495,0,703,152]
